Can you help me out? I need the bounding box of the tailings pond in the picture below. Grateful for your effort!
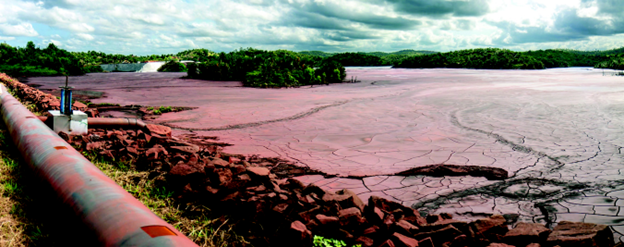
[26,68,624,241]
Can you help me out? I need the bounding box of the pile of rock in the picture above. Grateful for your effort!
[1,73,62,112]
[0,73,96,116]
[59,124,616,247]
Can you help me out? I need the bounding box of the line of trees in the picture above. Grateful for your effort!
[2,41,623,87]
[394,48,620,70]
[0,41,87,77]
[394,48,546,69]
[594,55,624,70]
[186,48,346,87]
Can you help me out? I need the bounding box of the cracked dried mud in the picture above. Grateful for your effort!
[28,67,624,242]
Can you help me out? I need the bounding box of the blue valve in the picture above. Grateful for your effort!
[59,76,73,115]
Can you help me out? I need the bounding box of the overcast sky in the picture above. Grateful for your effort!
[1,0,624,55]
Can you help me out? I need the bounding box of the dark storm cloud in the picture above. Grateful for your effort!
[492,6,624,45]
[383,0,490,17]
[282,1,420,31]
[553,9,623,36]
[285,10,353,30]
[586,0,624,15]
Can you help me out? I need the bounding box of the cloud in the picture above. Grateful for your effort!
[76,33,95,40]
[490,4,624,46]
[0,22,39,37]
[283,0,420,30]
[385,0,490,17]
[0,0,623,54]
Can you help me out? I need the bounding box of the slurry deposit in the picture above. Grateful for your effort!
[27,68,624,241]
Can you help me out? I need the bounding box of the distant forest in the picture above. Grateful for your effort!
[394,48,624,70]
[1,41,623,87]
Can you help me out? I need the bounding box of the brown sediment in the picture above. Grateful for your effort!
[395,164,509,180]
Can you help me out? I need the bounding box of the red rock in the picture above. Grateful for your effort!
[84,108,99,117]
[339,207,362,219]
[237,173,251,182]
[215,168,233,186]
[273,203,289,214]
[440,213,453,219]
[302,184,326,197]
[403,215,428,227]
[145,124,172,138]
[355,236,375,247]
[298,206,320,223]
[526,244,541,247]
[247,167,270,176]
[232,165,246,174]
[395,220,419,235]
[414,225,462,246]
[391,232,419,247]
[337,189,365,211]
[169,145,200,154]
[369,196,418,217]
[363,225,380,236]
[383,214,396,228]
[378,239,396,247]
[470,215,508,241]
[169,164,202,177]
[427,219,467,228]
[328,229,349,240]
[305,219,319,230]
[228,156,241,164]
[504,222,551,246]
[290,221,312,241]
[316,214,339,226]
[86,142,104,150]
[220,191,239,201]
[372,207,385,222]
[126,147,139,155]
[247,184,266,192]
[210,158,230,168]
[417,237,434,247]
[205,185,219,195]
[546,221,614,247]
[339,207,364,227]
[73,101,88,111]
[145,145,168,159]
[488,244,515,247]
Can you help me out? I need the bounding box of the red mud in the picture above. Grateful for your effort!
[26,68,624,178]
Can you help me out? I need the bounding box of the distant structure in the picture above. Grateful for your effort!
[100,60,195,73]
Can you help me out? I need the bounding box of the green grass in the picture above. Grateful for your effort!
[313,236,361,247]
[148,105,175,115]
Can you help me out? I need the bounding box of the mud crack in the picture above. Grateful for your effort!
[161,100,349,131]
[450,112,565,173]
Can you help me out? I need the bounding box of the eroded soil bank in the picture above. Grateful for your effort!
[26,68,624,243]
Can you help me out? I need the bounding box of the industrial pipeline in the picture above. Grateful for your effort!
[0,84,198,246]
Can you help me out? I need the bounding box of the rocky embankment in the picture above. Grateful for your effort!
[61,125,615,247]
[0,73,618,247]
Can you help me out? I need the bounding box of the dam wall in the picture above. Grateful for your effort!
[100,62,166,73]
